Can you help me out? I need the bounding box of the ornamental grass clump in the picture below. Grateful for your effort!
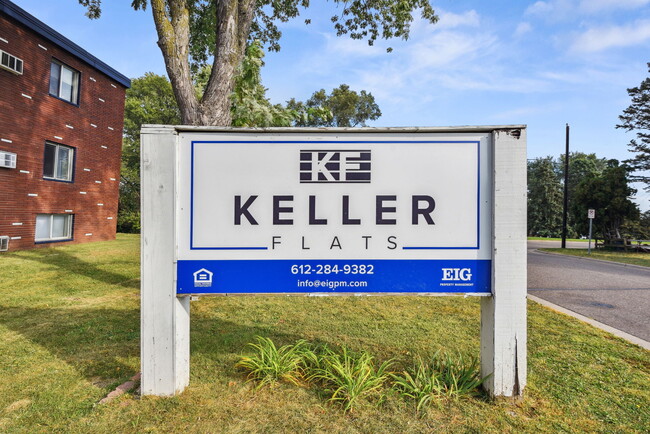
[392,351,488,412]
[309,346,393,412]
[432,351,487,398]
[236,338,487,413]
[391,357,445,412]
[235,336,309,388]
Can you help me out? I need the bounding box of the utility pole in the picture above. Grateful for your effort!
[561,124,570,249]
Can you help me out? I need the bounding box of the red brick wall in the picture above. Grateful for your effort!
[0,13,127,251]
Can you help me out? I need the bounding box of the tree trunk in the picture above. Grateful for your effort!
[151,0,199,125]
[200,0,255,126]
[150,0,255,126]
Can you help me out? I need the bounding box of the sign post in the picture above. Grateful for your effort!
[588,209,595,254]
[140,126,527,397]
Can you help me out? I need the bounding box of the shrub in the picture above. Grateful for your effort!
[117,210,141,233]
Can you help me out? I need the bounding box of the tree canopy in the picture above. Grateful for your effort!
[228,42,297,127]
[618,62,650,194]
[555,152,608,231]
[117,72,181,232]
[287,85,381,127]
[527,157,563,237]
[527,153,641,240]
[80,0,438,126]
[571,160,639,241]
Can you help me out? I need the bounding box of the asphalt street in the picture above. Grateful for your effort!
[527,240,650,342]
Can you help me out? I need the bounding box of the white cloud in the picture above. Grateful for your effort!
[487,105,550,123]
[526,1,554,15]
[436,10,480,29]
[525,0,573,17]
[538,67,641,88]
[322,33,386,58]
[286,10,555,107]
[433,72,550,93]
[406,31,492,69]
[526,0,649,17]
[352,28,553,103]
[579,0,650,13]
[570,19,650,52]
[515,22,533,37]
[295,13,490,81]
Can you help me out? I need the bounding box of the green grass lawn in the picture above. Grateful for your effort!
[541,248,650,268]
[1,234,648,432]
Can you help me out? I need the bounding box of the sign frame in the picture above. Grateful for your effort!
[140,126,527,398]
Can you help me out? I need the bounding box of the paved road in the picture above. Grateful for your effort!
[528,241,650,342]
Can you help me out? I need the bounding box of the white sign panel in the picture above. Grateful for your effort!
[588,209,596,219]
[175,132,492,294]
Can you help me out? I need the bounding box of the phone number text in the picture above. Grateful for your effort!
[290,264,374,275]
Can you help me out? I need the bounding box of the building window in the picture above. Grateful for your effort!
[49,60,79,104]
[35,214,73,242]
[43,142,74,181]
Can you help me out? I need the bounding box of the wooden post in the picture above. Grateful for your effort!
[480,128,527,397]
[140,126,190,396]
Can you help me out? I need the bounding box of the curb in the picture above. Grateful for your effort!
[528,294,650,351]
[533,249,650,271]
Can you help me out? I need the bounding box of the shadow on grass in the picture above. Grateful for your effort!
[0,304,311,386]
[0,305,140,382]
[4,249,139,289]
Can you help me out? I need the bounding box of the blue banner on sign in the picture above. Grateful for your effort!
[177,260,491,295]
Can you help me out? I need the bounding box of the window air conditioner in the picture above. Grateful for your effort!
[0,49,23,75]
[0,236,8,252]
[0,151,17,169]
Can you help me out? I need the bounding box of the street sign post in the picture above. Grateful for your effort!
[588,209,595,254]
[140,126,527,398]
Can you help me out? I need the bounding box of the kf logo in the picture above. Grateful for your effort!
[441,268,473,281]
[299,150,371,183]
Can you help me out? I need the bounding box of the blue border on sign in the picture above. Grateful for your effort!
[189,140,481,251]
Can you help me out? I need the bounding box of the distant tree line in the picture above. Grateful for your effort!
[527,152,648,241]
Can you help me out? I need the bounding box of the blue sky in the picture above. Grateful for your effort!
[14,0,650,208]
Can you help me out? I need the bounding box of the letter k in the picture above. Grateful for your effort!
[312,152,336,181]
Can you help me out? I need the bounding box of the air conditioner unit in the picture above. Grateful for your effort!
[0,236,8,252]
[0,49,23,75]
[0,151,17,169]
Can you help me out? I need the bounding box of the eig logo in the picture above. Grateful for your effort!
[441,268,473,282]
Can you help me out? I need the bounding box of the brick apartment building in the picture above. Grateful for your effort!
[0,0,130,251]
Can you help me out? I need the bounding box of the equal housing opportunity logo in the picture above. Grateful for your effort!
[193,268,213,287]
[300,150,371,183]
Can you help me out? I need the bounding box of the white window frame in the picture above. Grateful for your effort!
[0,49,23,75]
[49,60,80,104]
[35,214,73,242]
[43,142,74,182]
